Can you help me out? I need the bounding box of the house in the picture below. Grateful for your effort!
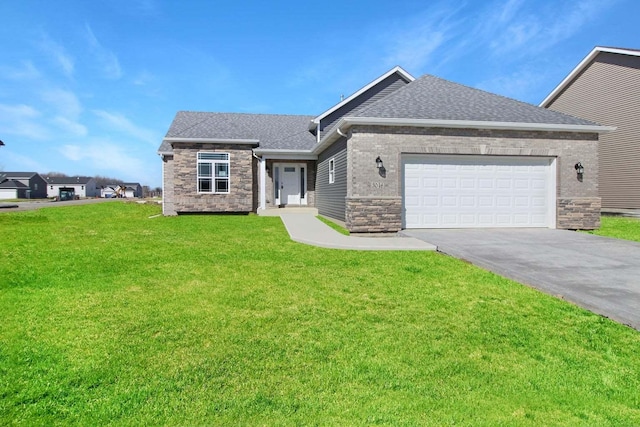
[540,46,640,209]
[101,183,143,198]
[44,176,99,200]
[158,66,613,232]
[0,172,48,199]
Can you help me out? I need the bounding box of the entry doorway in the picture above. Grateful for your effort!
[273,163,307,206]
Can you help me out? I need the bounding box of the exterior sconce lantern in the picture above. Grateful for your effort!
[375,156,383,169]
[575,162,584,176]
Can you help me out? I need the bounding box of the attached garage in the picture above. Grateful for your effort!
[403,155,556,229]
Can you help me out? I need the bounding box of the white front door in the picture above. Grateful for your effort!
[281,166,300,205]
[275,164,307,206]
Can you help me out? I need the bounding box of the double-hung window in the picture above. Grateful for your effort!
[198,152,230,193]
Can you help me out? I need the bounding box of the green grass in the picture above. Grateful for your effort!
[317,215,350,235]
[586,215,640,242]
[2,202,640,425]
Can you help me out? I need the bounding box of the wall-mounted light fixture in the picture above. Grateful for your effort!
[575,162,584,176]
[375,156,383,169]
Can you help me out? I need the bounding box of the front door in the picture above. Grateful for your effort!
[280,166,300,205]
[274,163,307,206]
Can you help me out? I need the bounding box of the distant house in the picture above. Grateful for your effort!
[159,66,613,231]
[44,176,99,200]
[540,46,639,209]
[101,183,142,198]
[0,172,47,199]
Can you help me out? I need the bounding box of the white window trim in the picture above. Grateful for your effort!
[197,152,230,194]
[329,158,335,184]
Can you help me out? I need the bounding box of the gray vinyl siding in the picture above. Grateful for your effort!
[316,137,347,221]
[319,74,410,137]
[546,52,640,209]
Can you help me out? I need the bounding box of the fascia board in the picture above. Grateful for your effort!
[341,117,615,133]
[310,66,415,125]
[163,137,260,145]
[253,149,317,160]
[539,46,640,107]
[313,116,615,154]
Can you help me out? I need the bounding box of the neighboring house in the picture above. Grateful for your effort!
[0,172,48,199]
[158,66,613,232]
[101,183,143,198]
[44,176,99,199]
[540,46,640,209]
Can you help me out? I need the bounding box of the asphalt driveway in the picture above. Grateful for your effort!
[401,228,640,330]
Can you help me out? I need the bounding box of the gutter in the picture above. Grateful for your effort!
[312,116,616,155]
[163,137,260,145]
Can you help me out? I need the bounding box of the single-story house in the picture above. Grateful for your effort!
[0,172,48,199]
[101,183,143,198]
[44,176,99,199]
[158,66,614,232]
[540,46,640,209]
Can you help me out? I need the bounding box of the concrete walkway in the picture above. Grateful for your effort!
[402,228,640,330]
[279,213,436,251]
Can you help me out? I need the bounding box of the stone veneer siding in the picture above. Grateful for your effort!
[345,197,402,232]
[344,125,601,232]
[161,154,176,215]
[557,197,601,229]
[171,142,256,213]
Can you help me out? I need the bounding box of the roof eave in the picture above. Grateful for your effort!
[163,137,260,146]
[313,116,615,154]
[539,46,640,107]
[253,148,317,160]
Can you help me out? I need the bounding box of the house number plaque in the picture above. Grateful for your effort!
[371,182,385,189]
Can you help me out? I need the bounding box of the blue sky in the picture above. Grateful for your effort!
[0,0,638,189]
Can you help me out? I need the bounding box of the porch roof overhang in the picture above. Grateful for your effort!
[163,137,260,146]
[253,148,317,160]
[312,116,616,155]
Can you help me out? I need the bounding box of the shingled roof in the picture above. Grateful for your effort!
[160,112,316,153]
[355,73,597,125]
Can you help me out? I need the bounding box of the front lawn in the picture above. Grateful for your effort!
[1,202,640,425]
[588,215,640,242]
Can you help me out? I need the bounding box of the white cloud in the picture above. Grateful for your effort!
[52,116,88,137]
[85,24,123,79]
[41,88,83,119]
[0,61,41,80]
[58,141,149,182]
[481,0,615,57]
[0,103,51,140]
[39,33,74,78]
[92,110,157,145]
[378,3,465,72]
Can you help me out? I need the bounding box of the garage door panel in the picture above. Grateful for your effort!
[403,155,554,228]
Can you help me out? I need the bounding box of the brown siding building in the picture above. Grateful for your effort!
[541,46,640,209]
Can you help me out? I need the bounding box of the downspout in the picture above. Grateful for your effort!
[336,127,348,138]
[253,151,266,211]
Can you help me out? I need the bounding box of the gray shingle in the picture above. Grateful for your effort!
[355,74,598,126]
[160,112,316,153]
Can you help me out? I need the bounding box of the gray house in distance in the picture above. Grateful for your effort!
[541,46,640,209]
[0,172,47,199]
[159,66,613,232]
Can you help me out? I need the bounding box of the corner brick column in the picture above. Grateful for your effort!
[345,197,402,233]
[557,197,601,229]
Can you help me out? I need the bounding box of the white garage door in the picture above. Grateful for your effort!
[403,155,556,228]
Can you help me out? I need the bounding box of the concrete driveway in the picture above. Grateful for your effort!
[401,228,640,330]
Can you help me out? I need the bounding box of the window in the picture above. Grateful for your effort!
[198,152,230,193]
[329,158,335,184]
[300,167,305,199]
